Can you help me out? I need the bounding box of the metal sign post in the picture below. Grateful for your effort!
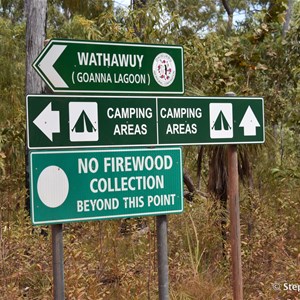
[157,215,169,300]
[52,224,65,300]
[226,92,243,300]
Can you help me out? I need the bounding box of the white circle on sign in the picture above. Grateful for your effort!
[37,166,69,208]
[152,52,176,87]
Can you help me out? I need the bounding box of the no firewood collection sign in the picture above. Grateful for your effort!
[30,148,183,225]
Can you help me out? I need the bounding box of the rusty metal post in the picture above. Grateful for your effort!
[227,145,243,300]
[226,91,243,300]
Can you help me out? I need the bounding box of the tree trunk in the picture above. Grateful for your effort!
[221,0,233,34]
[25,0,47,95]
[282,0,294,38]
[25,0,47,211]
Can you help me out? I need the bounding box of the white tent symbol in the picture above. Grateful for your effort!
[69,102,99,142]
[210,103,233,139]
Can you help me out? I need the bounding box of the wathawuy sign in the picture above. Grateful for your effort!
[32,39,184,94]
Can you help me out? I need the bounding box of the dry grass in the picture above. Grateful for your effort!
[0,147,299,299]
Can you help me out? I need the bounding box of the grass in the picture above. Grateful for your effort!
[0,141,299,299]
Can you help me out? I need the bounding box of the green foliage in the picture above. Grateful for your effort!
[0,0,299,299]
[0,17,25,123]
[0,108,26,218]
[0,0,24,22]
[0,109,25,172]
[49,0,113,19]
[286,1,300,96]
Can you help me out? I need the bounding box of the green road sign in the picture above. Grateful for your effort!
[32,39,184,94]
[26,95,264,149]
[30,148,183,225]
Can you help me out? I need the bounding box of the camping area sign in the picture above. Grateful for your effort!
[26,95,264,149]
[32,39,184,94]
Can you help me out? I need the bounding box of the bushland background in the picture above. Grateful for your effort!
[0,0,299,299]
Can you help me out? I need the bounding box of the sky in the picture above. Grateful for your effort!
[114,0,131,9]
[113,1,246,26]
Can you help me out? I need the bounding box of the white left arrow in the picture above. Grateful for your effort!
[38,44,68,88]
[239,106,260,136]
[33,103,60,141]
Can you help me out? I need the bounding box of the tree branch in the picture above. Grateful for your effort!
[221,0,233,34]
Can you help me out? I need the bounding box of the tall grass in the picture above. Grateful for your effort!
[0,119,299,298]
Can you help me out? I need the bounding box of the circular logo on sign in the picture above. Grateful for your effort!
[152,53,176,87]
[37,166,69,208]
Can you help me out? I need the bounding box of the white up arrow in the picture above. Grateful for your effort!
[239,106,260,136]
[38,44,68,88]
[33,103,60,141]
